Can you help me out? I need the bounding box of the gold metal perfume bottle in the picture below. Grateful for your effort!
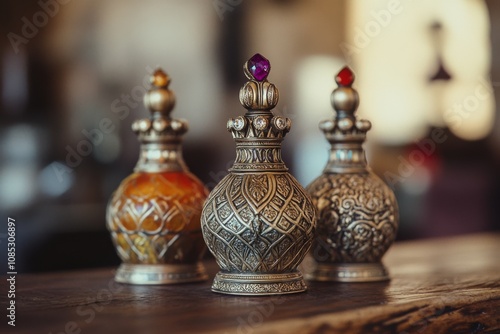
[201,54,316,295]
[306,66,399,282]
[106,69,209,284]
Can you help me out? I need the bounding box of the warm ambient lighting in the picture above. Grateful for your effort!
[292,55,345,185]
[345,0,494,143]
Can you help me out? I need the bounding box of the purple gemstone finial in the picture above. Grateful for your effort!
[247,53,271,81]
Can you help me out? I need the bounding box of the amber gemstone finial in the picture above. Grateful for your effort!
[132,68,187,143]
[151,69,171,88]
[143,68,175,117]
[106,66,209,285]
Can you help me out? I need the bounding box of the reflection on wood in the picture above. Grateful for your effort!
[6,233,499,334]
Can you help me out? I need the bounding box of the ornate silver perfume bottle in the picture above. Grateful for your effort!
[106,69,209,284]
[201,54,316,295]
[306,67,399,282]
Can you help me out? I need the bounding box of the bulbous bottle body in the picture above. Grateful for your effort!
[203,172,315,272]
[306,65,400,282]
[106,68,209,284]
[106,170,209,284]
[202,171,316,295]
[107,171,208,264]
[307,171,398,266]
[203,53,316,294]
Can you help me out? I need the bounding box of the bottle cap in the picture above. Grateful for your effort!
[321,66,372,144]
[227,53,291,141]
[131,69,188,144]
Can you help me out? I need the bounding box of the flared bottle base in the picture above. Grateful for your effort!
[211,271,307,295]
[306,262,389,282]
[115,263,208,285]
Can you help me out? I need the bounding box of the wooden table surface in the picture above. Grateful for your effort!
[2,233,499,334]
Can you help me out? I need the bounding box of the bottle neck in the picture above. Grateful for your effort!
[324,142,368,174]
[230,139,288,172]
[135,142,188,173]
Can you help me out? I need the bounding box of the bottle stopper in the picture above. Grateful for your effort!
[132,69,187,143]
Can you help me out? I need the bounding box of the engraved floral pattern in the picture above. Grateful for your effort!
[248,174,269,202]
[201,173,316,274]
[107,172,208,265]
[212,274,306,295]
[307,172,398,263]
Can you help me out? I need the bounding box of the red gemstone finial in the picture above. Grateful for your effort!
[335,66,354,87]
[247,53,271,81]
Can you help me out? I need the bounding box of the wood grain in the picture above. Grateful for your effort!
[1,233,499,334]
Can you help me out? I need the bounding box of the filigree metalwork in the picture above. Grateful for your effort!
[212,272,306,295]
[114,263,207,285]
[106,69,209,284]
[307,173,398,263]
[310,263,389,282]
[306,66,399,282]
[201,54,316,295]
[107,176,207,264]
[203,173,315,273]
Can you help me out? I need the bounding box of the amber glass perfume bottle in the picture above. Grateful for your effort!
[201,54,316,295]
[106,69,209,284]
[306,67,399,282]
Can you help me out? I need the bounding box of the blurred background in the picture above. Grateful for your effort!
[0,0,499,273]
